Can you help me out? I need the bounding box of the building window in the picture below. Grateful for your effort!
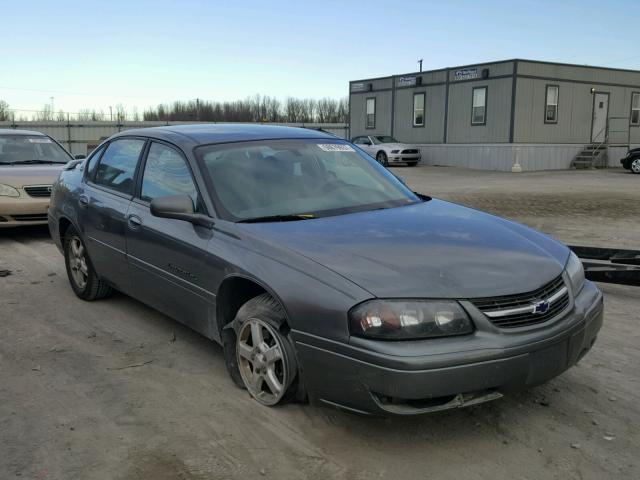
[413,92,425,127]
[471,87,487,125]
[632,92,640,126]
[545,85,559,123]
[366,98,376,129]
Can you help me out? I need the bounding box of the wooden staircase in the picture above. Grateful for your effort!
[571,144,608,169]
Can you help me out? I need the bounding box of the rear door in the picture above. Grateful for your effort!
[80,137,146,291]
[125,140,216,337]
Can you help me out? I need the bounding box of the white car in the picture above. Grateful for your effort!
[352,135,421,167]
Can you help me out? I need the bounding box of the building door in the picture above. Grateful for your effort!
[591,92,609,143]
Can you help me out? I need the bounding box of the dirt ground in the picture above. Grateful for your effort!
[1,167,639,479]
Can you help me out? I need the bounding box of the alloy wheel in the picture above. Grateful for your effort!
[631,159,640,174]
[68,236,88,290]
[236,318,289,405]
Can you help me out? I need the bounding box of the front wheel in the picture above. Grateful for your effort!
[231,294,300,406]
[64,226,113,300]
[631,158,640,174]
[376,151,389,167]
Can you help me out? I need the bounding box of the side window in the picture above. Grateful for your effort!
[94,139,145,195]
[366,97,376,129]
[545,85,559,124]
[413,92,425,126]
[631,92,640,126]
[471,87,487,125]
[141,142,198,207]
[84,144,106,180]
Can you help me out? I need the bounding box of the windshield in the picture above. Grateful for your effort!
[196,139,420,222]
[0,135,72,164]
[372,136,399,144]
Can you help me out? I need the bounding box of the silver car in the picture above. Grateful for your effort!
[352,135,421,167]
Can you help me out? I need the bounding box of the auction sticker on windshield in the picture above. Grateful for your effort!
[28,138,53,143]
[317,144,355,152]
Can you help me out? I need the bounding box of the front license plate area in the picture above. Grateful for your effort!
[527,340,569,386]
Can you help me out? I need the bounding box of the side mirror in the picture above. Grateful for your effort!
[74,154,87,160]
[150,195,214,228]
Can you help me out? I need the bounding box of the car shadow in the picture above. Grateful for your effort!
[0,224,51,241]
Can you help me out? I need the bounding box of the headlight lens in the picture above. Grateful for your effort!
[391,150,400,154]
[0,184,20,197]
[565,251,585,295]
[349,300,473,340]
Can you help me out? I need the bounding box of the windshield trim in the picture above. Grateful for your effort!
[194,138,421,222]
[235,198,423,224]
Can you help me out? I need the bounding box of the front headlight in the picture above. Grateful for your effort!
[565,251,585,295]
[0,184,20,197]
[349,300,474,340]
[390,150,400,154]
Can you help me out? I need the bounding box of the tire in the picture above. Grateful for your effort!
[228,293,301,406]
[407,162,418,167]
[64,226,113,301]
[631,158,640,174]
[376,151,389,167]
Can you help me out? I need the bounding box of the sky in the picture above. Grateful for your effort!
[1,0,639,117]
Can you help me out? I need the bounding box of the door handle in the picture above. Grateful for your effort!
[78,195,89,209]
[127,214,142,229]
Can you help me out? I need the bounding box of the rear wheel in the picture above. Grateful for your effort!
[631,158,640,174]
[230,294,300,406]
[64,226,113,300]
[376,151,389,167]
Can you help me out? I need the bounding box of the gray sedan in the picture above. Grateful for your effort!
[48,125,603,415]
[352,135,421,166]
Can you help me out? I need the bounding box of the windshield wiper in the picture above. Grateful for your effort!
[4,160,66,165]
[237,213,316,223]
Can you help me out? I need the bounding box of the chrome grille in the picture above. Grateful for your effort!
[470,275,570,328]
[24,185,52,198]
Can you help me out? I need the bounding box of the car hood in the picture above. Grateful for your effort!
[0,164,64,187]
[241,199,569,299]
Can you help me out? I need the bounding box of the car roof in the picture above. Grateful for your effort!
[0,129,48,136]
[111,124,338,148]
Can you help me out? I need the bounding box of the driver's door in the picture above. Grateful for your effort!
[125,141,216,337]
[354,136,375,157]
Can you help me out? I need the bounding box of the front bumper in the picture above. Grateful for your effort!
[389,153,421,164]
[0,195,50,227]
[293,280,603,415]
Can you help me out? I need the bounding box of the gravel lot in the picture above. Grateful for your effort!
[1,167,638,479]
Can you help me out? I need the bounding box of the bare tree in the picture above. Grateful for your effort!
[139,95,345,123]
[0,100,10,121]
[35,104,53,121]
[115,103,126,122]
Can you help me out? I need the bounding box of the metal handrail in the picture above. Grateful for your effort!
[589,120,609,167]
